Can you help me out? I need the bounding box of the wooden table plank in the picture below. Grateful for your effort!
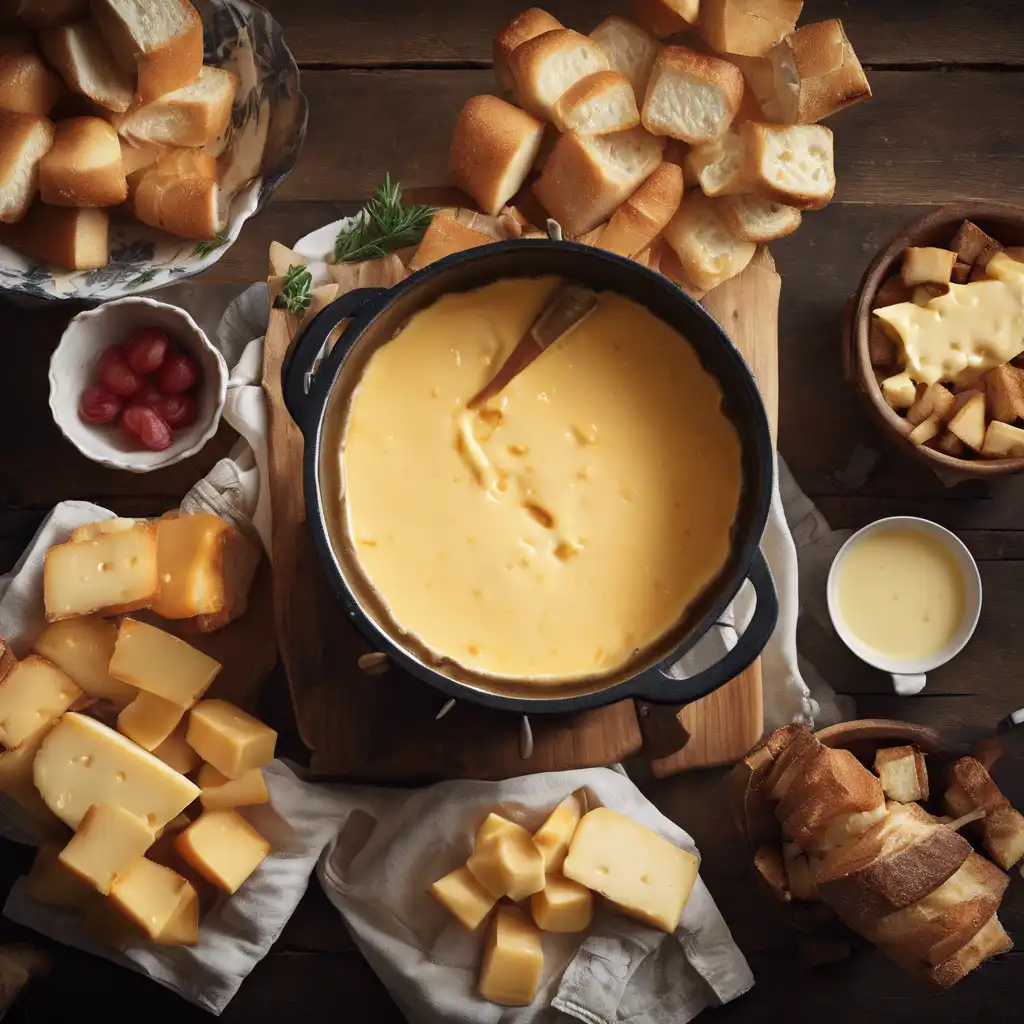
[262,0,1024,67]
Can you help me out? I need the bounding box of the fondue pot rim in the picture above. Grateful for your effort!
[282,239,778,713]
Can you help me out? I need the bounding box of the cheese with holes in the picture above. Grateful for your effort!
[109,619,220,707]
[117,690,185,751]
[43,524,159,621]
[33,617,137,706]
[467,827,545,901]
[185,700,276,779]
[0,724,63,834]
[530,874,594,932]
[563,807,699,933]
[152,513,234,619]
[109,856,198,943]
[478,904,543,1007]
[27,840,94,911]
[428,864,499,930]
[70,519,138,543]
[153,728,201,776]
[197,764,269,809]
[533,792,584,872]
[174,809,270,893]
[0,655,82,748]
[475,812,527,850]
[33,712,200,829]
[59,803,155,894]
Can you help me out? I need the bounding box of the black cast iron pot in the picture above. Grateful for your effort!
[282,239,778,714]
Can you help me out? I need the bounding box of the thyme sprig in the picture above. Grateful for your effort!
[333,174,436,263]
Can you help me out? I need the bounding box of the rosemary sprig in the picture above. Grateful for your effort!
[333,174,436,263]
[193,234,228,258]
[275,263,312,317]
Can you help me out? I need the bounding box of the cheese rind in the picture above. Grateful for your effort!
[174,809,270,894]
[563,807,699,933]
[43,524,159,621]
[33,712,200,829]
[109,619,221,707]
[428,864,499,930]
[185,699,277,779]
[478,904,544,1007]
[33,617,137,706]
[467,828,546,901]
[198,764,269,809]
[530,874,594,932]
[0,655,82,748]
[109,857,198,942]
[152,513,233,619]
[533,792,584,872]
[117,690,185,751]
[59,803,155,894]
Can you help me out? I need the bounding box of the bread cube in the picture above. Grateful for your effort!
[0,111,54,224]
[901,247,957,288]
[662,193,755,292]
[589,15,659,96]
[947,392,987,451]
[721,193,802,243]
[908,417,941,447]
[508,29,609,122]
[553,70,639,135]
[951,219,1003,268]
[981,420,1024,459]
[686,132,747,198]
[879,372,916,411]
[700,0,803,57]
[741,121,835,210]
[0,49,60,115]
[907,383,955,427]
[39,116,127,207]
[873,745,929,803]
[631,0,699,39]
[597,161,683,258]
[492,8,563,100]
[982,363,1024,424]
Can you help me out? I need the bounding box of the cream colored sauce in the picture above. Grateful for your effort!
[837,528,965,661]
[340,277,743,681]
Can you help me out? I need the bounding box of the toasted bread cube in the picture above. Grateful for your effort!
[873,275,913,309]
[0,50,60,116]
[530,875,594,932]
[507,29,610,122]
[553,69,639,136]
[901,247,957,288]
[913,284,946,306]
[868,322,898,367]
[174,809,270,894]
[429,864,498,930]
[700,0,803,57]
[720,193,802,244]
[981,420,1024,459]
[907,383,955,427]
[109,856,197,943]
[663,193,755,292]
[880,371,916,411]
[186,699,276,779]
[631,0,699,39]
[982,805,1024,870]
[0,655,82,749]
[492,8,564,100]
[951,219,1003,268]
[908,417,941,447]
[741,121,834,211]
[532,791,585,872]
[589,15,659,96]
[874,745,929,803]
[0,112,55,224]
[39,116,126,207]
[478,904,544,1007]
[1,203,109,270]
[950,260,971,284]
[930,431,967,458]
[59,803,155,894]
[944,757,1007,817]
[948,392,987,451]
[982,363,1024,424]
[685,132,747,198]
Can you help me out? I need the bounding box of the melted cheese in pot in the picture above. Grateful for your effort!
[340,277,743,681]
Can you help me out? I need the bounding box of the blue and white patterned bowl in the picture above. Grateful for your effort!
[0,0,307,303]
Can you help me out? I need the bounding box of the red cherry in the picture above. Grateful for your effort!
[131,384,163,408]
[79,386,122,425]
[155,393,198,428]
[123,327,170,375]
[120,406,173,451]
[156,349,198,395]
[98,347,141,398]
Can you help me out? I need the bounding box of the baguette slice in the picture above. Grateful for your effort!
[134,172,218,240]
[1,203,108,269]
[944,756,1008,817]
[741,121,834,210]
[590,16,659,98]
[979,804,1024,871]
[40,20,134,114]
[700,0,804,58]
[658,242,707,301]
[115,65,238,148]
[720,193,801,243]
[918,915,1013,990]
[0,110,54,223]
[532,126,664,238]
[92,0,203,103]
[554,70,640,136]
[508,29,610,122]
[631,0,699,39]
[662,193,755,293]
[642,46,744,144]
[761,726,822,800]
[449,95,544,216]
[0,49,60,116]
[685,133,747,197]
[39,116,127,207]
[598,160,683,258]
[493,8,563,101]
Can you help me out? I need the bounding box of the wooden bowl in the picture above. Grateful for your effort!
[816,717,948,761]
[845,202,1024,477]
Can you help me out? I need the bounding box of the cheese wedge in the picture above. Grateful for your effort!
[109,857,198,943]
[186,699,276,779]
[174,809,270,894]
[117,690,186,751]
[0,655,82,748]
[33,617,137,706]
[59,803,155,894]
[197,764,269,809]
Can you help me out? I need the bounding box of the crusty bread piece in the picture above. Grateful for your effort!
[493,8,563,100]
[900,246,957,288]
[741,121,834,210]
[944,756,1008,817]
[700,0,803,58]
[721,193,801,243]
[408,211,493,272]
[91,0,203,104]
[686,132,747,197]
[753,845,791,903]
[918,915,1013,990]
[532,125,664,237]
[631,0,699,39]
[449,95,544,216]
[134,169,218,240]
[729,724,808,845]
[118,136,164,176]
[0,50,60,116]
[509,29,610,122]
[0,110,54,223]
[554,70,640,135]
[590,16,659,98]
[874,745,929,803]
[729,54,784,121]
[660,243,710,300]
[40,20,134,115]
[1,203,108,268]
[15,0,87,25]
[951,219,1002,268]
[597,160,683,258]
[762,727,822,800]
[662,192,755,292]
[979,805,1024,870]
[642,46,744,144]
[39,116,126,207]
[982,363,1024,424]
[769,19,871,124]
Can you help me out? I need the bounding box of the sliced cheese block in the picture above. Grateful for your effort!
[467,827,546,901]
[26,840,94,911]
[0,724,64,835]
[32,617,137,706]
[197,764,269,809]
[152,728,201,776]
[475,812,528,850]
[530,874,594,932]
[0,655,82,748]
[109,857,198,943]
[478,904,543,1007]
[428,864,499,930]
[533,792,584,872]
[33,712,200,829]
[563,807,699,933]
[109,619,220,707]
[186,700,276,779]
[152,512,234,619]
[117,690,185,752]
[43,523,159,621]
[174,808,270,894]
[59,803,155,894]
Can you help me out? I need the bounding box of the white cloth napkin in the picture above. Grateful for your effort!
[315,767,754,1024]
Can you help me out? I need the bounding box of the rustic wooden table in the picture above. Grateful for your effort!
[1,1,1022,1020]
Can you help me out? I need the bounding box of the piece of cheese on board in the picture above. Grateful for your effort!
[197,764,269,809]
[117,690,185,752]
[475,812,526,850]
[69,519,138,543]
[33,617,137,706]
[33,712,200,829]
[530,874,594,932]
[109,856,198,943]
[467,828,546,901]
[152,728,202,776]
[533,792,584,872]
[174,808,270,894]
[0,655,82,749]
[59,803,155,894]
[478,904,544,1007]
[186,699,276,779]
[428,865,498,930]
[151,513,234,619]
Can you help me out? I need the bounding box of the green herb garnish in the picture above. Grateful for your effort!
[275,263,312,317]
[193,234,228,258]
[333,174,436,263]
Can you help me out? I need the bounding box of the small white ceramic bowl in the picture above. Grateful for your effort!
[827,516,982,696]
[49,297,229,473]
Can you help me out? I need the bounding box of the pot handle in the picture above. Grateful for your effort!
[281,287,388,432]
[630,550,779,706]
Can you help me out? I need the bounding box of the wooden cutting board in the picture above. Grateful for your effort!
[261,246,779,781]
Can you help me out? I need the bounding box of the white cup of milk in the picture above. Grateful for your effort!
[827,517,982,696]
